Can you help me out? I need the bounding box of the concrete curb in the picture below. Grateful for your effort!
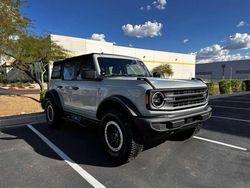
[210,91,250,100]
[0,113,46,129]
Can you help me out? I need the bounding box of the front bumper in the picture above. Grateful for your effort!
[133,106,212,141]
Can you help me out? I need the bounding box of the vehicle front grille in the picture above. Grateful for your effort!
[163,88,208,110]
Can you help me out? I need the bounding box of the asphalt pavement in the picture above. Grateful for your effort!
[0,94,250,188]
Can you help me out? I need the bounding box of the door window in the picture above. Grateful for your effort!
[63,62,75,80]
[76,57,95,80]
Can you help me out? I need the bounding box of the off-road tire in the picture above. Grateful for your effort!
[45,99,62,128]
[100,109,143,164]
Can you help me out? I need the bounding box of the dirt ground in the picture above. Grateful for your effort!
[0,94,43,117]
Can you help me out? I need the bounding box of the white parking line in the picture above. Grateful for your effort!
[212,116,250,123]
[27,124,105,188]
[212,100,250,104]
[212,105,250,111]
[193,136,247,151]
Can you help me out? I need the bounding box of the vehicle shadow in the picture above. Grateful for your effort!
[0,122,119,168]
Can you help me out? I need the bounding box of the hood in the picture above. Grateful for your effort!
[145,77,206,89]
[103,77,206,89]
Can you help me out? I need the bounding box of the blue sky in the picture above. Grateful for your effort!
[21,0,250,63]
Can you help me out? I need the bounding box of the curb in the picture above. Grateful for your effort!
[0,87,40,91]
[210,91,250,100]
[0,113,46,129]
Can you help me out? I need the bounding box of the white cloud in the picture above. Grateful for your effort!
[236,21,248,27]
[129,44,133,47]
[183,39,189,43]
[224,33,250,50]
[154,0,167,10]
[122,21,163,38]
[146,5,151,11]
[90,33,106,42]
[195,33,250,63]
[196,44,229,60]
[141,0,167,11]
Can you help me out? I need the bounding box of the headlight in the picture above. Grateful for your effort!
[152,92,165,108]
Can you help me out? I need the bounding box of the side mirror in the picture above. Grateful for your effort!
[153,71,161,78]
[81,70,98,79]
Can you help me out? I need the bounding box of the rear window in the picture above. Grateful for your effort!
[51,64,61,79]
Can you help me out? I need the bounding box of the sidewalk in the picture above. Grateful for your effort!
[0,113,46,128]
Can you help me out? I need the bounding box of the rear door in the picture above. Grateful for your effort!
[60,59,79,112]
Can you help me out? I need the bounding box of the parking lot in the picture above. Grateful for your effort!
[0,94,250,188]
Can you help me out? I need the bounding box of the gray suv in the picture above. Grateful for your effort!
[44,53,212,163]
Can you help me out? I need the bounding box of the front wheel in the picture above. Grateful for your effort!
[100,110,143,164]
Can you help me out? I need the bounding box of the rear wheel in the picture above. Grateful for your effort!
[45,99,62,128]
[100,110,143,164]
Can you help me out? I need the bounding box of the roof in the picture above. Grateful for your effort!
[54,53,140,64]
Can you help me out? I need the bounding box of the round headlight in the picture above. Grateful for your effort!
[152,92,165,108]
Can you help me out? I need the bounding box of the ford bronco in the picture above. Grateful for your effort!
[43,53,212,163]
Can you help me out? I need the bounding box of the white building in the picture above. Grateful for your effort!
[50,34,196,79]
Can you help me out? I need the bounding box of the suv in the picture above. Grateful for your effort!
[44,53,212,163]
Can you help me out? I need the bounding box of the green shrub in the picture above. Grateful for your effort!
[206,82,220,96]
[40,90,48,102]
[230,80,242,93]
[16,82,25,88]
[242,81,246,91]
[40,90,48,109]
[0,83,7,87]
[243,80,250,91]
[219,80,232,94]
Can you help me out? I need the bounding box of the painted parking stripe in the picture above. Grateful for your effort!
[193,136,247,151]
[212,100,250,104]
[27,124,106,188]
[211,105,250,111]
[212,115,250,123]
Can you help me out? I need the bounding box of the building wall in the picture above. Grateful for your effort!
[50,34,196,79]
[196,59,250,80]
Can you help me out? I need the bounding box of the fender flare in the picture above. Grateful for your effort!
[96,95,141,120]
[44,90,63,110]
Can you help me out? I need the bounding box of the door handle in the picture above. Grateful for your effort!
[72,86,79,90]
[56,85,63,89]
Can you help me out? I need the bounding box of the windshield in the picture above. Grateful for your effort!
[98,57,152,77]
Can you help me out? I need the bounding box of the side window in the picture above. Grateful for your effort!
[76,57,95,80]
[51,64,61,79]
[63,61,75,80]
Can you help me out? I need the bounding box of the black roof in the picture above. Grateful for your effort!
[53,53,138,65]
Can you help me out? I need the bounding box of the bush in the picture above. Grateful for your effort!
[16,82,25,88]
[206,82,220,96]
[243,80,250,91]
[219,80,232,94]
[40,90,47,102]
[40,90,48,109]
[242,81,246,91]
[230,80,242,93]
[0,83,7,87]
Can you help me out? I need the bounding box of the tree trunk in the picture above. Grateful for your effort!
[23,70,44,91]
